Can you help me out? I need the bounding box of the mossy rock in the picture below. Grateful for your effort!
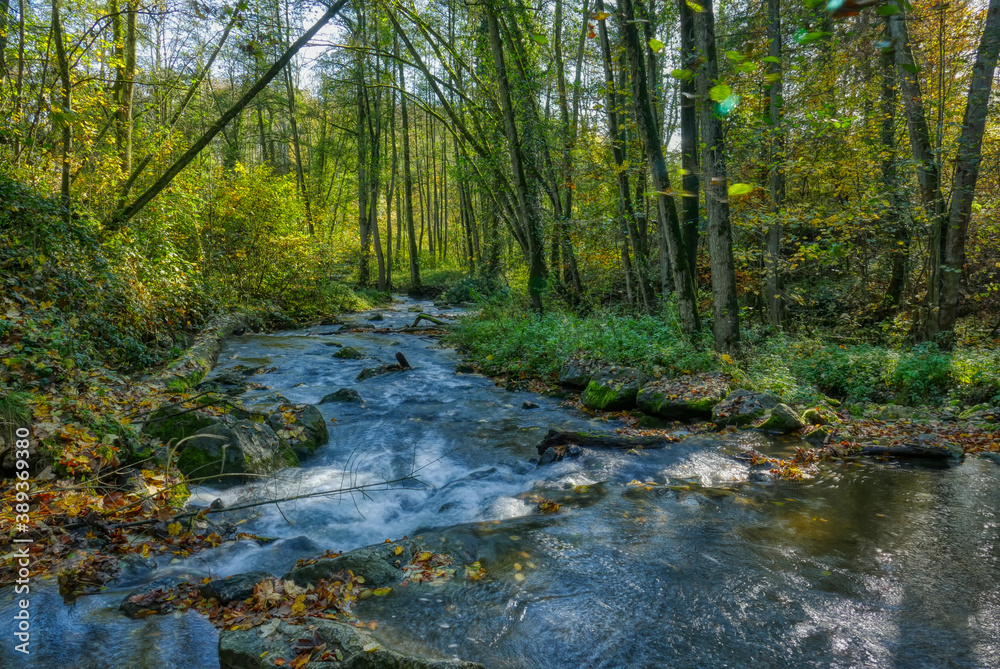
[267,403,329,458]
[636,372,730,420]
[802,405,837,426]
[177,421,298,483]
[581,368,645,411]
[143,405,221,445]
[332,346,365,360]
[712,390,779,427]
[754,403,805,434]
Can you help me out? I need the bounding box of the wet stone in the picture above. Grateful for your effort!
[200,571,274,605]
[319,388,363,404]
[332,346,365,359]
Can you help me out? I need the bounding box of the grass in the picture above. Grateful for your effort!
[450,301,1000,409]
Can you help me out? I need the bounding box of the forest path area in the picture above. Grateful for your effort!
[2,297,999,669]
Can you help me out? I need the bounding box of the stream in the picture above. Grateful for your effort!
[3,297,999,668]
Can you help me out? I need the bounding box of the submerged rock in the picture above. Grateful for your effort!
[636,372,730,420]
[267,404,330,458]
[119,577,187,618]
[712,390,779,427]
[368,313,385,321]
[454,363,476,374]
[319,388,363,404]
[200,571,274,605]
[332,346,365,360]
[218,618,485,669]
[178,421,299,482]
[522,401,540,410]
[581,368,645,411]
[755,403,805,434]
[283,540,418,589]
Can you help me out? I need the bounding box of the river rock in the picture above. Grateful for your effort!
[119,577,187,618]
[218,617,486,669]
[581,368,645,411]
[283,540,419,589]
[368,313,385,321]
[178,421,299,482]
[876,404,914,421]
[557,357,597,390]
[267,404,329,458]
[802,405,837,426]
[454,363,476,374]
[319,388,363,404]
[754,403,805,434]
[333,346,365,360]
[636,372,730,420]
[200,571,274,605]
[143,405,221,445]
[712,390,779,427]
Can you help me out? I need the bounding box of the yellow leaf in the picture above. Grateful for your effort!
[393,545,403,556]
[167,522,182,537]
[373,587,392,596]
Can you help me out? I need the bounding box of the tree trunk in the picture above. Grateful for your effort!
[357,76,371,287]
[888,10,945,341]
[679,0,700,281]
[487,8,546,311]
[938,0,1000,337]
[694,0,740,351]
[764,0,785,326]
[616,0,699,333]
[52,0,71,221]
[596,2,655,312]
[877,18,908,319]
[397,37,421,288]
[284,65,314,235]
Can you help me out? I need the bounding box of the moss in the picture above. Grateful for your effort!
[582,381,618,410]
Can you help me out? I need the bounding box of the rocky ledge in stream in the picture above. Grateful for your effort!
[118,532,499,668]
[549,354,982,462]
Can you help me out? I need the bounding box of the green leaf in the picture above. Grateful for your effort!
[725,50,744,62]
[736,62,756,73]
[728,183,754,197]
[762,56,781,64]
[876,4,901,14]
[709,84,732,103]
[530,33,548,45]
[685,0,704,12]
[901,63,920,74]
[671,68,693,80]
[648,38,665,52]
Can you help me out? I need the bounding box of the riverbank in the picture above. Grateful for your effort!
[447,302,1000,469]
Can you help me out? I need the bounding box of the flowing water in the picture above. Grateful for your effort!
[3,298,999,669]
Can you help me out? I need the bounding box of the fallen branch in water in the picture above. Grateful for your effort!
[410,313,449,327]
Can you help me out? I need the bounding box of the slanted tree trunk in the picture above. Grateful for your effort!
[487,8,547,311]
[693,0,740,352]
[938,0,1000,337]
[109,0,348,227]
[616,0,699,334]
[764,0,785,326]
[888,9,945,341]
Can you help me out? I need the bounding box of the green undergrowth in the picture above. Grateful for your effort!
[451,302,1000,409]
